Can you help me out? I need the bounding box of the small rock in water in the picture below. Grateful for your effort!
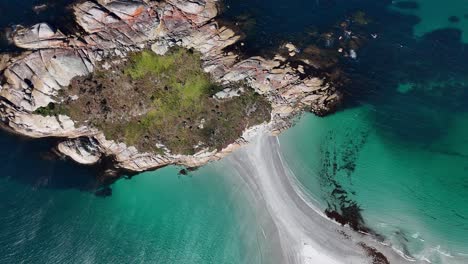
[297,65,305,74]
[274,54,287,62]
[349,49,357,59]
[285,43,297,52]
[33,4,48,14]
[284,42,299,54]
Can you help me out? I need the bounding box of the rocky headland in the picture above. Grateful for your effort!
[0,0,342,175]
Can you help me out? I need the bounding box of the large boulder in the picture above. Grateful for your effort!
[13,23,67,49]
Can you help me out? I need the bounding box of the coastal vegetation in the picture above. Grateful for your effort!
[36,48,271,155]
[34,102,69,117]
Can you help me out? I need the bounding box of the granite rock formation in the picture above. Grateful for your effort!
[0,0,341,173]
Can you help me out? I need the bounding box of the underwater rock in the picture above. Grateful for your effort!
[449,16,460,23]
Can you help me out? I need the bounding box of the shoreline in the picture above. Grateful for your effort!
[0,0,342,174]
[228,133,420,264]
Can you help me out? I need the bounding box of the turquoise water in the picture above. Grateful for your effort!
[0,136,262,263]
[391,0,468,43]
[274,0,468,262]
[0,1,261,262]
[280,108,468,261]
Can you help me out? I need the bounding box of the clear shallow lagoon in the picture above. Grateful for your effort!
[0,134,262,264]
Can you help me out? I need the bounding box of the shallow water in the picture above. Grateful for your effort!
[0,133,262,264]
[229,135,418,264]
[0,1,261,263]
[223,0,468,261]
[271,0,468,262]
[391,0,468,43]
[280,108,468,262]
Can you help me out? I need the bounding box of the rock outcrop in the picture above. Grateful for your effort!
[0,0,341,173]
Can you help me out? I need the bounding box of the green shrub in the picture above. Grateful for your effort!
[33,103,68,116]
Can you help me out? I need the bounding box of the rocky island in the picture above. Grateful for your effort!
[0,0,341,175]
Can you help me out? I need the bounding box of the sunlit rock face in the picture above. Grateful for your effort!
[0,0,339,173]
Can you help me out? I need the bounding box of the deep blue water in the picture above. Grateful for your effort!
[223,0,468,174]
[221,0,392,54]
[0,132,100,191]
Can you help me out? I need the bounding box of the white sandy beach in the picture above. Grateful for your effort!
[227,134,421,264]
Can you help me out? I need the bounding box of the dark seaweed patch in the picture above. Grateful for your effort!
[318,129,376,234]
[449,16,460,23]
[325,203,368,233]
[94,186,112,197]
[358,242,390,264]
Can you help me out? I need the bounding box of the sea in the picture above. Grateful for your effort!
[0,0,467,263]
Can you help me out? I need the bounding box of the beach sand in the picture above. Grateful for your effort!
[228,134,420,264]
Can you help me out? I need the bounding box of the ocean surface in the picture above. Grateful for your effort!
[256,0,468,262]
[1,0,468,263]
[0,133,264,263]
